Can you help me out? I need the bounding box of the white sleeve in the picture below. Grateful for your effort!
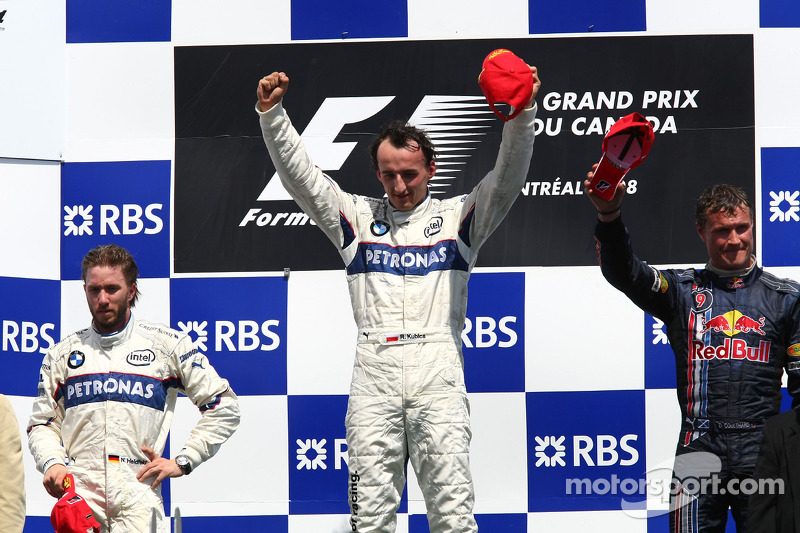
[460,104,537,254]
[172,335,240,470]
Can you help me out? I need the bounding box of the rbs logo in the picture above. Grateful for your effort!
[573,434,639,466]
[462,316,518,348]
[63,204,164,237]
[2,320,56,355]
[534,433,640,468]
[217,320,281,352]
[178,320,281,352]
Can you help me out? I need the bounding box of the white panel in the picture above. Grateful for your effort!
[406,393,528,515]
[6,395,53,517]
[644,388,682,514]
[0,160,60,280]
[286,270,356,395]
[170,395,289,516]
[64,43,174,162]
[59,278,171,341]
[756,30,800,148]
[407,0,529,39]
[528,510,648,531]
[646,0,757,33]
[470,393,528,513]
[769,266,800,283]
[0,0,65,160]
[172,0,291,45]
[525,266,644,392]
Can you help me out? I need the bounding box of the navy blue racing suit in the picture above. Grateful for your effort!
[595,216,800,533]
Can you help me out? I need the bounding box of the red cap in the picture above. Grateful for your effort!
[478,49,533,122]
[589,112,655,201]
[51,474,101,533]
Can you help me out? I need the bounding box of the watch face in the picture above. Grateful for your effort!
[176,455,191,473]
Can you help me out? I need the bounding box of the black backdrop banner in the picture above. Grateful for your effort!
[174,35,754,273]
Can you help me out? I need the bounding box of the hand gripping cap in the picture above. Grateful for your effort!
[478,49,533,121]
[51,474,101,533]
[589,112,655,201]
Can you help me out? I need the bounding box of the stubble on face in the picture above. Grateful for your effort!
[697,206,754,272]
[84,266,135,334]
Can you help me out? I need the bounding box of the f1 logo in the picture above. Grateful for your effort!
[255,94,489,202]
[257,97,394,201]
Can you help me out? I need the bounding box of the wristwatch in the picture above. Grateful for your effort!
[175,455,192,476]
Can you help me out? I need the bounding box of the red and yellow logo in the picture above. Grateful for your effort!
[788,343,800,357]
[658,273,669,294]
[701,310,766,337]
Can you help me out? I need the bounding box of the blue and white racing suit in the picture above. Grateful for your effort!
[258,100,536,532]
[28,316,240,532]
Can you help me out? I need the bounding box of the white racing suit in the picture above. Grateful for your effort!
[258,101,536,532]
[28,316,240,532]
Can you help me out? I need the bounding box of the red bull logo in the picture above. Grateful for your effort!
[700,311,766,337]
[690,338,771,362]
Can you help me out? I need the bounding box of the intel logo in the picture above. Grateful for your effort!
[126,350,156,366]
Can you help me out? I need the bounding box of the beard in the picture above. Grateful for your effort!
[92,304,129,334]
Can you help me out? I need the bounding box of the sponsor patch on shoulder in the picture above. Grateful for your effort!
[658,273,669,293]
[649,266,668,293]
[788,343,800,357]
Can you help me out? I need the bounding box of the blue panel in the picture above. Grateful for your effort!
[61,161,171,280]
[21,516,54,532]
[410,513,527,532]
[0,278,60,396]
[645,313,677,389]
[761,0,800,27]
[291,0,407,40]
[761,148,800,266]
[527,390,646,512]
[67,0,171,43]
[170,277,288,395]
[179,515,288,531]
[780,387,794,412]
[288,395,385,515]
[463,273,525,393]
[529,0,646,34]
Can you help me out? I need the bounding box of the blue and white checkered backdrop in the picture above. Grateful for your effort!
[2,0,800,531]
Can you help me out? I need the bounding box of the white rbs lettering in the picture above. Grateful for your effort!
[100,204,164,235]
[215,320,281,352]
[573,434,639,466]
[461,316,518,348]
[2,320,56,355]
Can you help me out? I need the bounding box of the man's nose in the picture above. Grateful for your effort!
[391,175,406,192]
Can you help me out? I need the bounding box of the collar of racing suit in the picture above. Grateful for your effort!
[91,313,135,349]
[704,256,759,289]
[388,192,431,225]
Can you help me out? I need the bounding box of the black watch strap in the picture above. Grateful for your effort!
[175,455,192,475]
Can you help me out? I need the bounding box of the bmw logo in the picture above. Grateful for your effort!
[370,220,390,237]
[67,350,86,369]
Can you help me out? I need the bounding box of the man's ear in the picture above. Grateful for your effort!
[128,282,137,305]
[696,223,706,243]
